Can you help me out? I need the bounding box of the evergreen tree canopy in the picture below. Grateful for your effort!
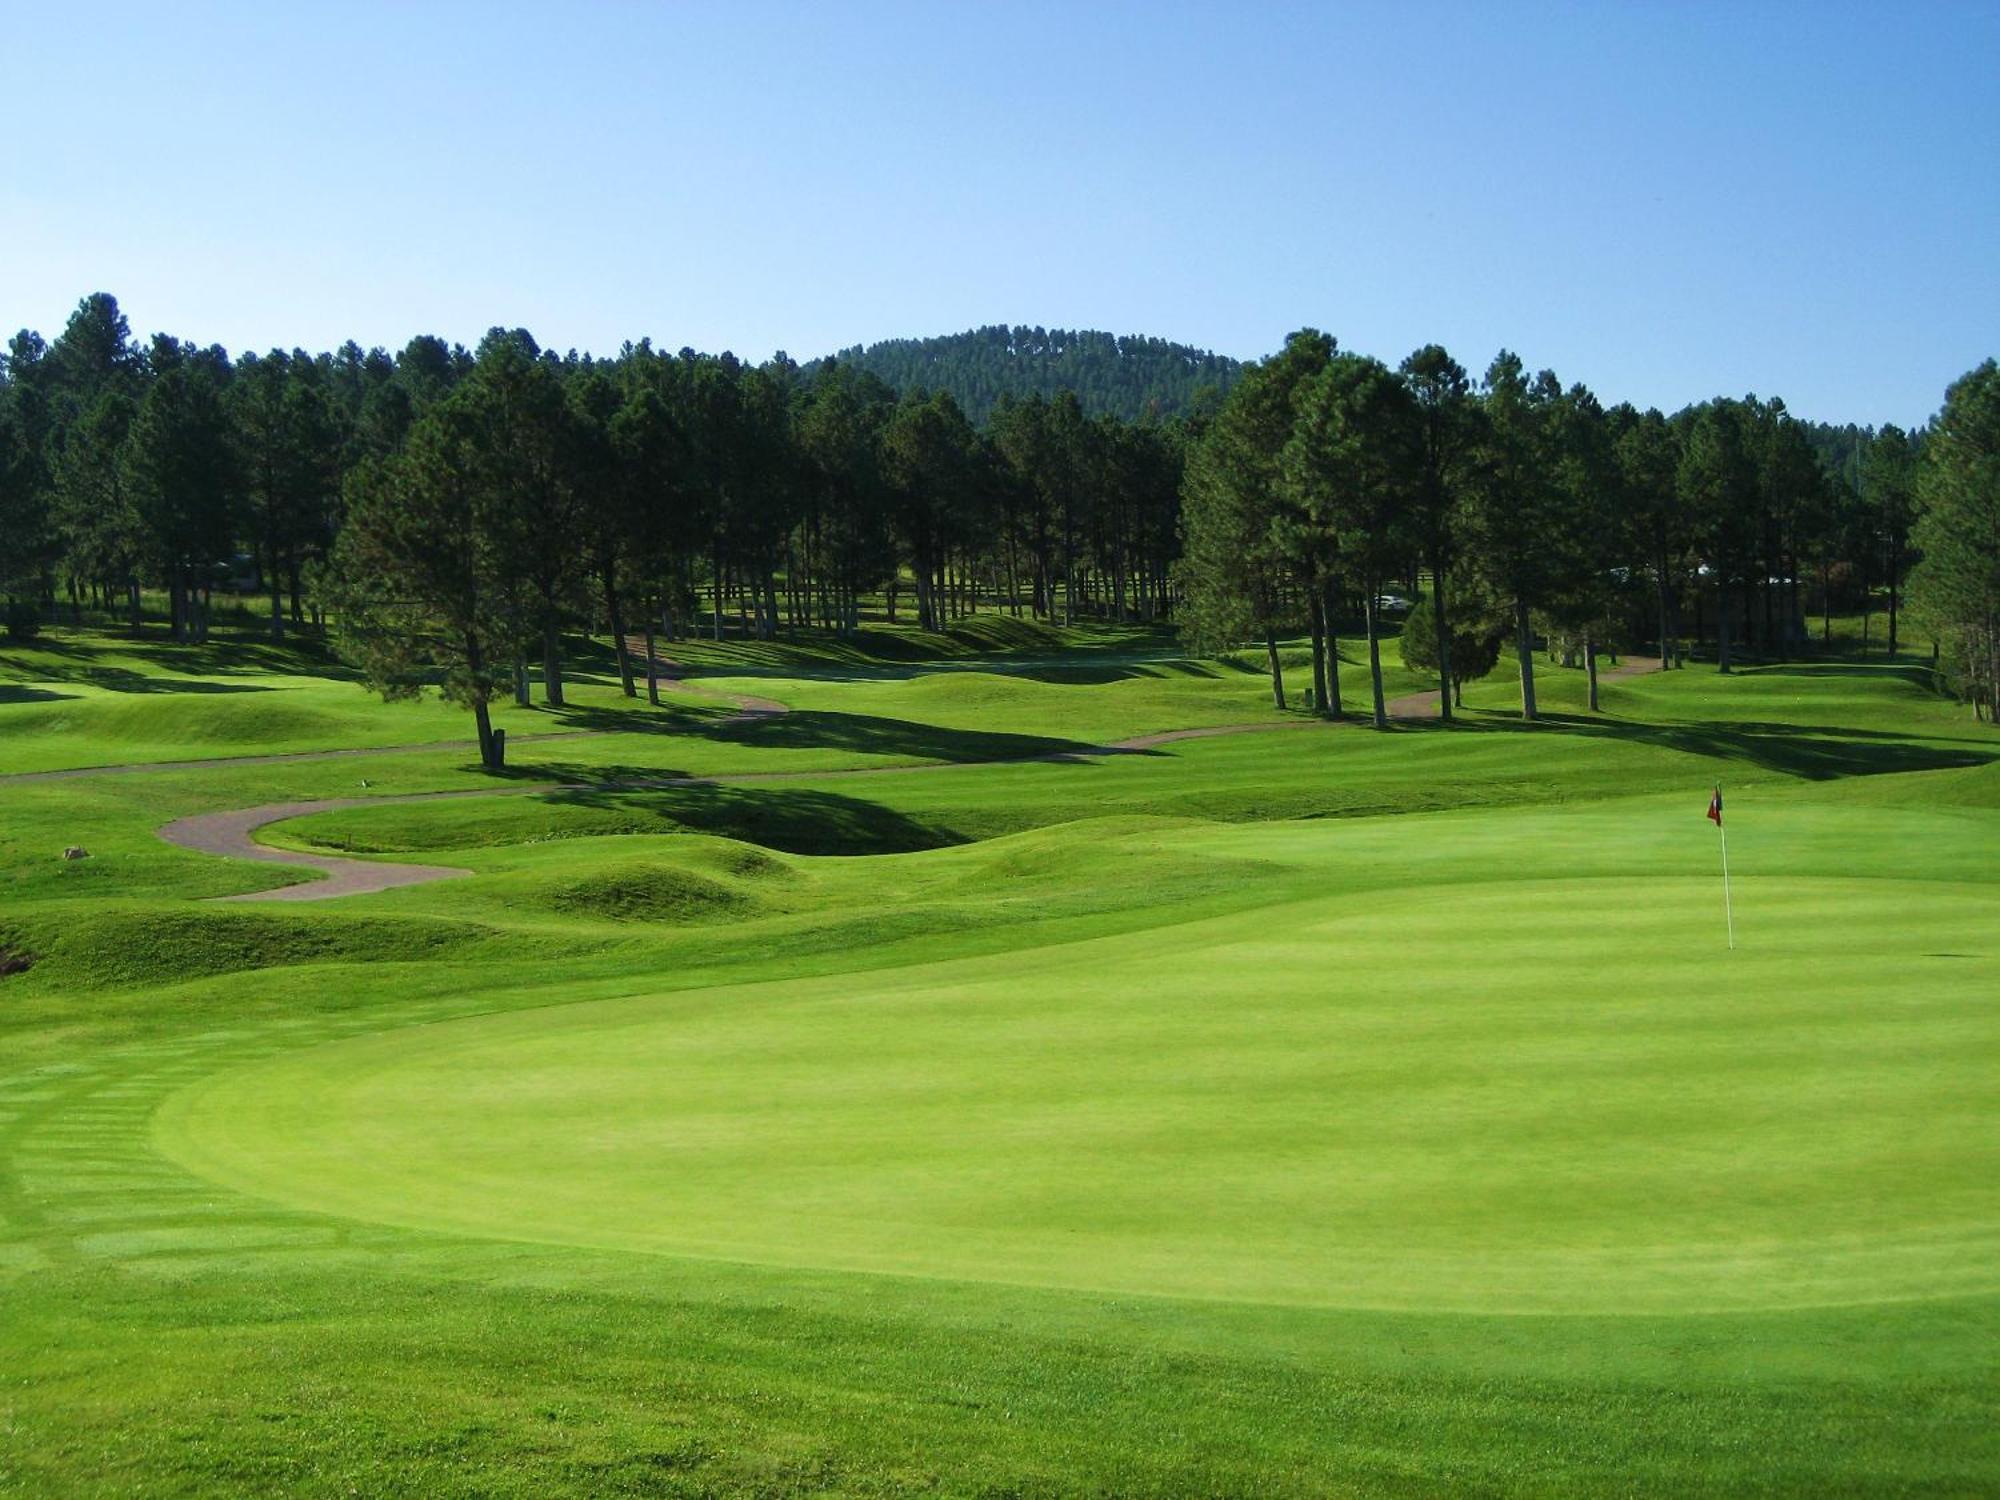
[816,326,1238,424]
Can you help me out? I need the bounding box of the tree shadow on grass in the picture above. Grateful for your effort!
[707,709,1106,762]
[172,640,356,680]
[63,670,276,695]
[543,702,1111,764]
[1734,660,1944,691]
[539,780,959,856]
[662,651,1214,687]
[990,657,1227,686]
[0,685,79,705]
[0,631,355,687]
[1413,709,1994,780]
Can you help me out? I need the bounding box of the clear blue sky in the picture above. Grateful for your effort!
[5,1,1994,425]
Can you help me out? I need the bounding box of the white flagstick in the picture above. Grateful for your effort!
[1717,789,1735,950]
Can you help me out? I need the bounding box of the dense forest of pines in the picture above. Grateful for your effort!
[819,326,1241,423]
[2,293,1994,762]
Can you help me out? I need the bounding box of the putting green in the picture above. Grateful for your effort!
[155,860,2000,1316]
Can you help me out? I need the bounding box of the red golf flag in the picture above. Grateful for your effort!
[1707,787,1723,825]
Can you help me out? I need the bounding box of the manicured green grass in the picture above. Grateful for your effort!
[158,800,2000,1316]
[2,621,1997,1495]
[0,630,679,774]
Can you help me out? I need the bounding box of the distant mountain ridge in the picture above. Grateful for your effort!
[811,327,1880,451]
[814,325,1241,423]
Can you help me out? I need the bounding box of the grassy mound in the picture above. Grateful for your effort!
[17,908,493,989]
[685,841,795,882]
[284,783,955,858]
[278,798,662,854]
[536,859,758,923]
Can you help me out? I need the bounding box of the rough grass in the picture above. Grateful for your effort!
[9,907,497,990]
[535,859,759,923]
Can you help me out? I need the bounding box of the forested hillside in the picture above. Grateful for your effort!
[819,326,1240,422]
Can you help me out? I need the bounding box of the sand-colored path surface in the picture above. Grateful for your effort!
[158,799,492,901]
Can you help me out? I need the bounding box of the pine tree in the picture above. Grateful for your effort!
[1909,361,2000,718]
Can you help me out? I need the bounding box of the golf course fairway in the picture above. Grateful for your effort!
[155,800,2000,1318]
[11,623,2000,1494]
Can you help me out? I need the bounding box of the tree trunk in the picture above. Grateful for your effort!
[466,632,502,770]
[604,567,635,698]
[1308,587,1330,718]
[1430,563,1452,721]
[1657,555,1673,668]
[1514,597,1538,721]
[1061,511,1075,628]
[541,622,564,707]
[1718,588,1732,674]
[1364,591,1387,729]
[269,561,284,642]
[1265,627,1287,711]
[513,653,530,708]
[1888,536,1901,656]
[1321,580,1343,718]
[1989,626,1998,724]
[470,698,497,768]
[642,622,660,706]
[1585,629,1600,712]
[1859,548,1872,652]
[127,579,141,634]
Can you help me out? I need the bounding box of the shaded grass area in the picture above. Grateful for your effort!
[0,618,1428,777]
[0,617,1178,775]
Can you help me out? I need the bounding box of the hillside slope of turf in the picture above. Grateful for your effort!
[2,620,1997,1496]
